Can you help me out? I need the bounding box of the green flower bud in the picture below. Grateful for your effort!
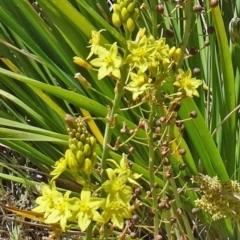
[121,7,129,21]
[127,1,136,13]
[126,18,135,32]
[84,143,92,157]
[91,153,97,167]
[169,46,176,58]
[173,48,182,63]
[70,137,78,146]
[132,8,140,21]
[77,141,83,150]
[113,4,121,14]
[76,150,85,165]
[69,143,78,154]
[89,136,96,149]
[68,157,78,172]
[80,133,86,142]
[82,158,93,175]
[112,12,122,28]
[119,1,124,9]
[123,0,131,6]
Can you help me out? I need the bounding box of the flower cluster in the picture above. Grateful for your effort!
[74,28,202,101]
[33,152,140,232]
[32,183,104,232]
[192,174,240,222]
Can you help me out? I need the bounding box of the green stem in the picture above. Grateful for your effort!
[177,0,193,68]
[148,104,159,238]
[86,223,93,240]
[101,80,125,185]
[169,177,195,240]
[150,0,158,39]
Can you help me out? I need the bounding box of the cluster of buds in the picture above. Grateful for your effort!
[112,0,139,32]
[65,114,97,176]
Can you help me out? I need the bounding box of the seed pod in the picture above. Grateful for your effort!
[229,17,240,45]
[82,158,93,175]
[155,4,164,14]
[210,0,218,8]
[112,12,122,27]
[76,150,85,165]
[84,143,92,157]
[126,18,135,32]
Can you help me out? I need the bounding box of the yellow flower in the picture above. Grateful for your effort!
[174,69,202,97]
[107,154,142,186]
[101,194,131,229]
[32,182,61,221]
[32,183,76,231]
[102,169,132,203]
[72,189,104,231]
[125,35,157,72]
[87,29,106,59]
[50,157,67,181]
[124,71,152,100]
[90,42,122,80]
[44,190,74,232]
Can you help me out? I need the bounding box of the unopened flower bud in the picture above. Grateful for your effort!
[113,4,121,14]
[75,73,91,88]
[126,18,135,32]
[82,158,93,175]
[127,1,136,13]
[73,57,92,70]
[121,7,129,21]
[112,12,122,27]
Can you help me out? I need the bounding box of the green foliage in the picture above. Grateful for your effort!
[0,0,239,239]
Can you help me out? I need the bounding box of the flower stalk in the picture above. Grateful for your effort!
[147,103,159,238]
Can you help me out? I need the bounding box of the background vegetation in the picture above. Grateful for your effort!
[0,0,239,239]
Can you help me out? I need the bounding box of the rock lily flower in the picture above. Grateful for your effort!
[71,189,104,231]
[174,69,202,97]
[102,168,132,203]
[90,42,122,80]
[101,194,131,229]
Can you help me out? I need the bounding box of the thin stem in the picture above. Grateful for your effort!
[169,177,195,240]
[176,0,193,68]
[101,80,125,185]
[147,103,159,238]
[86,223,93,240]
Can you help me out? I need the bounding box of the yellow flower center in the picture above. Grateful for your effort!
[104,56,113,64]
[79,202,91,212]
[136,47,146,57]
[111,201,121,211]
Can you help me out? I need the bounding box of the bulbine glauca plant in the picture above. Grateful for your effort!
[28,0,239,239]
